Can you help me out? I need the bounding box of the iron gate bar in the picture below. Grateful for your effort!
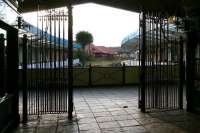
[41,14,44,114]
[44,16,47,113]
[138,13,141,109]
[49,10,52,114]
[0,34,5,96]
[22,34,28,122]
[68,3,74,119]
[146,13,149,110]
[155,12,158,109]
[148,14,151,109]
[58,10,61,112]
[148,13,152,109]
[146,12,149,110]
[28,35,31,115]
[39,16,42,115]
[53,12,56,113]
[174,39,176,109]
[30,37,32,115]
[61,10,66,113]
[166,17,169,108]
[44,15,47,114]
[159,14,162,109]
[141,11,146,113]
[163,17,167,109]
[35,30,38,115]
[44,18,47,114]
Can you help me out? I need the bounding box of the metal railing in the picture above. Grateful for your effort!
[139,12,184,112]
[18,65,180,87]
[20,7,74,120]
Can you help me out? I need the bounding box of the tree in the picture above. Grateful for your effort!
[76,31,93,50]
[73,50,94,66]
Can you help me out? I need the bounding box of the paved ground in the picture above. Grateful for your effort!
[13,87,200,133]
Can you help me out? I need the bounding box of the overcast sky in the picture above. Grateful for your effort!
[23,3,139,47]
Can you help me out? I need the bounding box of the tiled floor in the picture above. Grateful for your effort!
[13,87,200,133]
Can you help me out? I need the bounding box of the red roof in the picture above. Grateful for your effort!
[86,44,114,55]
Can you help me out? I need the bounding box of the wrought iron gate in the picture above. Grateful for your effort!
[139,12,184,112]
[21,6,74,121]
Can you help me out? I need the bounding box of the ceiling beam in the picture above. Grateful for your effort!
[19,0,199,16]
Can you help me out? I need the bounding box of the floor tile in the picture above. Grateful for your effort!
[118,119,140,127]
[96,116,114,123]
[98,121,119,129]
[79,123,99,131]
[15,87,199,133]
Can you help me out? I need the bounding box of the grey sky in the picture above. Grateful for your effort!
[73,3,139,47]
[23,3,139,47]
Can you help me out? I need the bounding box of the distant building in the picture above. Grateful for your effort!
[85,44,114,58]
[121,31,139,51]
[18,22,81,66]
[121,24,185,62]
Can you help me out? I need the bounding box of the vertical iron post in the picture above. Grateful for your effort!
[122,63,126,85]
[22,34,28,123]
[89,64,92,86]
[138,13,141,109]
[0,34,5,96]
[67,3,74,119]
[179,36,184,109]
[140,12,146,113]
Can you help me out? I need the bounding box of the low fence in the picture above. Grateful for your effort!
[18,65,179,87]
[73,66,140,86]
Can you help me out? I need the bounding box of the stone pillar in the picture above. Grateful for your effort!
[185,8,200,113]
